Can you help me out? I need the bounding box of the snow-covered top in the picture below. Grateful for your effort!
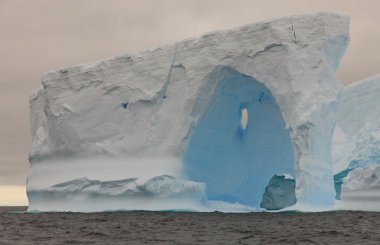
[39,12,347,79]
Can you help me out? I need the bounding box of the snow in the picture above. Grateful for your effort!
[28,12,350,212]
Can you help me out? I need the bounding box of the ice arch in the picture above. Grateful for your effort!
[183,71,295,207]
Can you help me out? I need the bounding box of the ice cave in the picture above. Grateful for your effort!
[184,71,294,207]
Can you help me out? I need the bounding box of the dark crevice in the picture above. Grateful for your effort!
[258,92,265,104]
[160,44,178,100]
[121,102,128,109]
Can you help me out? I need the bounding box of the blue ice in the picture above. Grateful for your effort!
[184,72,294,207]
[334,168,353,200]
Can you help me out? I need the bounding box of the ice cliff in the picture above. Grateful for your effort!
[28,12,350,212]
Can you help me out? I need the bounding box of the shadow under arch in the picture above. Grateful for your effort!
[183,68,295,207]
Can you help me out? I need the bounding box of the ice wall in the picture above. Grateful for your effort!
[28,12,349,211]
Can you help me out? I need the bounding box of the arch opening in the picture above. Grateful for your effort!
[183,71,295,207]
[240,108,248,130]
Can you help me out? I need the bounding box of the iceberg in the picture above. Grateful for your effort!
[332,75,380,210]
[333,74,380,172]
[28,12,350,212]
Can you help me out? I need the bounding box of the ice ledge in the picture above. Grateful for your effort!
[29,175,205,199]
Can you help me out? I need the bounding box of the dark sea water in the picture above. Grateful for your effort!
[1,206,379,244]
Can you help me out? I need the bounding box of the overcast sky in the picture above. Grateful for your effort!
[0,0,379,205]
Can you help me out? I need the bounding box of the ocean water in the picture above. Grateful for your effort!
[1,206,379,244]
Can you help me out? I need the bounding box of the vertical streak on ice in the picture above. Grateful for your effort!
[291,17,297,44]
[144,44,179,147]
[160,44,178,101]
